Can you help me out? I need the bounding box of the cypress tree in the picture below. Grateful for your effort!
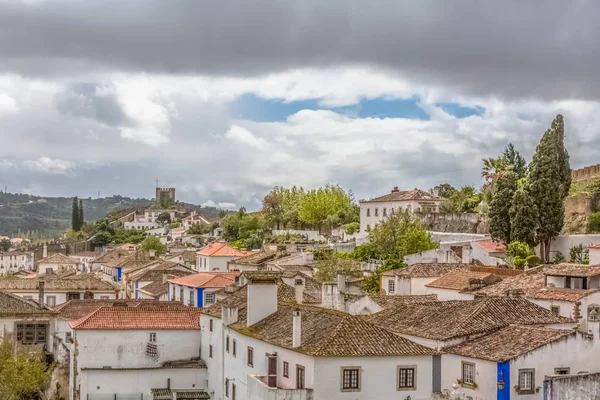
[510,183,538,248]
[529,115,571,261]
[489,170,518,244]
[71,197,80,231]
[79,199,84,229]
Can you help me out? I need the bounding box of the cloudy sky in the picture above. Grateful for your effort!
[0,0,599,210]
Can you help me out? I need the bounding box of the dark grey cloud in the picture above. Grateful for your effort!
[54,82,132,127]
[1,1,599,100]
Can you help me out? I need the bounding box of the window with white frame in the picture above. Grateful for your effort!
[388,280,395,294]
[341,367,361,391]
[46,295,56,307]
[461,362,475,386]
[374,208,379,217]
[518,369,535,394]
[247,346,254,367]
[283,361,289,377]
[205,292,216,304]
[397,366,416,390]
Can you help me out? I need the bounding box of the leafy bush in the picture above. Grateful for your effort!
[589,212,600,233]
[506,241,535,269]
[554,251,565,263]
[569,244,589,264]
[344,222,360,235]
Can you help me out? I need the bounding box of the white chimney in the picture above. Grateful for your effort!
[42,243,47,259]
[292,311,301,348]
[337,274,346,292]
[246,272,279,327]
[295,279,304,304]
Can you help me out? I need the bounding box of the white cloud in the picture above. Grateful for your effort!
[224,125,269,150]
[0,91,17,113]
[24,157,75,175]
[201,200,237,209]
[0,160,14,169]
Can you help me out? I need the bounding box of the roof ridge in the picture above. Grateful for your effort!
[69,305,107,329]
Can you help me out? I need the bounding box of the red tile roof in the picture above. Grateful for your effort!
[472,240,506,253]
[69,307,201,330]
[196,242,253,257]
[168,272,240,288]
[589,244,600,249]
[360,188,443,203]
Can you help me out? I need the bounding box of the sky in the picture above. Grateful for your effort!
[1,0,600,210]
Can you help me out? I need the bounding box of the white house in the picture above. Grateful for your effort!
[69,304,206,400]
[0,250,34,274]
[168,272,239,307]
[0,275,117,307]
[196,242,252,272]
[359,187,444,233]
[201,271,436,400]
[37,253,80,274]
[68,251,100,273]
[182,211,210,231]
[124,220,161,230]
[442,324,600,400]
[471,239,507,266]
[380,263,468,296]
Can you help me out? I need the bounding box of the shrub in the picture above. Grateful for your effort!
[589,212,600,233]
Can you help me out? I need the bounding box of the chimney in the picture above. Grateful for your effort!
[42,243,47,259]
[149,249,156,259]
[337,274,346,292]
[246,272,279,326]
[292,311,301,348]
[391,186,399,193]
[38,279,45,308]
[295,279,304,304]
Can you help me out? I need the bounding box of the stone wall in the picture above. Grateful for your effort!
[545,372,600,400]
[563,193,600,233]
[416,213,490,234]
[572,164,600,182]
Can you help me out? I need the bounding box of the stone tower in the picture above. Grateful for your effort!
[155,187,176,206]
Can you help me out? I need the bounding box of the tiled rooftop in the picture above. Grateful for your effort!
[425,270,502,291]
[69,307,202,330]
[197,242,253,257]
[471,240,506,253]
[231,304,435,357]
[370,294,438,308]
[360,188,442,203]
[54,299,190,320]
[0,275,115,291]
[0,291,56,316]
[445,325,574,362]
[363,297,573,341]
[37,253,79,265]
[382,263,468,278]
[91,248,134,264]
[229,250,282,266]
[168,272,239,288]
[543,263,600,277]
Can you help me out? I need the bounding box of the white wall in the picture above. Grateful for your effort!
[197,255,235,272]
[471,244,505,266]
[0,252,34,274]
[75,330,201,369]
[590,248,600,265]
[0,316,55,350]
[411,277,437,295]
[361,200,434,233]
[546,235,600,261]
[441,354,497,400]
[9,290,115,306]
[201,314,224,400]
[38,262,78,274]
[81,368,206,400]
[528,291,600,332]
[169,282,198,306]
[404,249,461,265]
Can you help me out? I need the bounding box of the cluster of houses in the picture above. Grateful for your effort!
[4,187,600,399]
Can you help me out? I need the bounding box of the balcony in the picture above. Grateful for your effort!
[247,375,313,400]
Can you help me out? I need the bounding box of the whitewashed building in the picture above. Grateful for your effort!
[168,272,239,307]
[0,250,34,274]
[69,251,100,273]
[196,242,252,272]
[589,244,600,265]
[471,239,507,266]
[69,304,206,400]
[381,263,467,296]
[37,253,80,274]
[359,187,444,233]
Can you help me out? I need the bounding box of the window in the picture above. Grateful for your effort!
[397,366,416,390]
[341,367,361,391]
[554,367,570,375]
[67,292,80,300]
[205,292,216,304]
[374,208,379,217]
[179,286,184,301]
[189,289,195,306]
[247,346,254,367]
[209,319,213,332]
[461,362,475,386]
[518,369,535,394]
[65,332,72,341]
[366,208,370,217]
[225,378,229,397]
[46,295,56,307]
[226,336,230,353]
[383,208,387,217]
[296,365,305,389]
[16,323,47,345]
[231,383,236,400]
[171,285,175,301]
[551,305,560,316]
[388,280,395,294]
[232,339,236,357]
[149,333,156,343]
[209,345,213,358]
[283,361,289,378]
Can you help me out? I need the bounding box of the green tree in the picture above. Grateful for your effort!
[79,199,84,228]
[368,210,438,261]
[298,184,354,231]
[481,157,507,186]
[509,180,538,247]
[362,258,404,295]
[91,231,112,248]
[0,340,50,400]
[71,196,81,231]
[569,244,589,264]
[282,186,305,228]
[489,170,518,244]
[262,186,286,229]
[141,236,167,255]
[502,143,527,179]
[0,239,10,252]
[156,212,172,225]
[433,183,458,199]
[441,186,481,213]
[529,115,571,261]
[314,252,361,282]
[588,212,600,233]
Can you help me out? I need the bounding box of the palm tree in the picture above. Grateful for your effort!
[481,157,507,185]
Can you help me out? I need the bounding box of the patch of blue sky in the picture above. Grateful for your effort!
[436,102,485,118]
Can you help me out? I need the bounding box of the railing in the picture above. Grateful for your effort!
[87,394,144,400]
[248,375,313,400]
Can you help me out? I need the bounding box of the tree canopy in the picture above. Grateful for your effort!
[489,170,518,244]
[141,235,167,255]
[0,341,50,400]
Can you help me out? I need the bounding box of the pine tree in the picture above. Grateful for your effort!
[502,143,528,179]
[489,170,518,244]
[79,199,84,229]
[510,183,538,247]
[71,197,80,231]
[529,115,571,261]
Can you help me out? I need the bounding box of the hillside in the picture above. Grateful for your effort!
[0,192,223,236]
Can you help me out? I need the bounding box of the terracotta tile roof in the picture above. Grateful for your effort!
[360,188,443,203]
[168,272,239,288]
[53,299,148,320]
[371,295,438,308]
[425,270,502,291]
[543,263,600,277]
[138,281,169,296]
[382,263,469,278]
[231,304,434,357]
[589,244,600,249]
[0,275,115,291]
[197,242,252,257]
[91,248,134,264]
[37,253,79,265]
[69,251,101,258]
[70,307,202,330]
[364,297,573,341]
[471,240,506,253]
[104,251,152,269]
[229,250,281,267]
[181,251,197,263]
[0,291,56,316]
[445,325,574,362]
[527,287,600,301]
[469,266,523,277]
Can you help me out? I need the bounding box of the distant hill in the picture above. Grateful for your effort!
[0,192,223,236]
